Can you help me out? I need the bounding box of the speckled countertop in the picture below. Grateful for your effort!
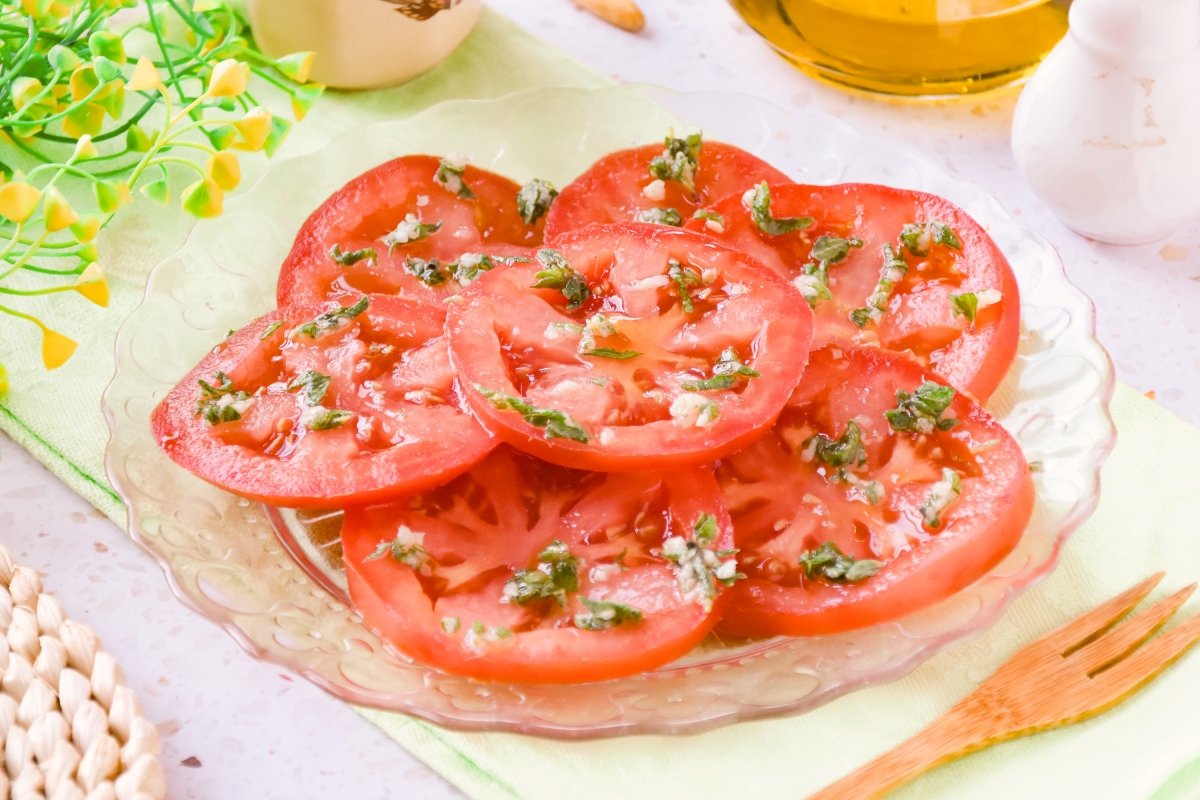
[2,2,1197,798]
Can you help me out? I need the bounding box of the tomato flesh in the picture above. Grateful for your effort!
[715,345,1034,637]
[686,183,1020,400]
[446,222,814,471]
[544,140,791,239]
[151,295,495,507]
[341,446,735,683]
[276,155,543,307]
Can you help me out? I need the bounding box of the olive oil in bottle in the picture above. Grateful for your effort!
[729,0,1070,97]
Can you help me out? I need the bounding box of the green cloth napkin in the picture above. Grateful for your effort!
[3,10,1199,800]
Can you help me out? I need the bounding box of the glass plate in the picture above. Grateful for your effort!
[103,85,1115,738]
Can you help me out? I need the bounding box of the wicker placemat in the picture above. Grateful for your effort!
[0,546,165,800]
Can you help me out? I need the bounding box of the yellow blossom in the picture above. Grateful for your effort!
[75,263,110,307]
[0,182,42,223]
[43,187,78,232]
[126,56,165,92]
[206,59,250,98]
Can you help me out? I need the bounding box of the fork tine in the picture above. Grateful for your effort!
[1051,573,1165,656]
[1072,584,1197,675]
[1086,612,1200,711]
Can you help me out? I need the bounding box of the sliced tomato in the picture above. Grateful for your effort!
[276,155,544,307]
[151,295,495,508]
[446,222,814,471]
[543,137,791,239]
[715,345,1033,638]
[686,183,1020,400]
[341,446,737,683]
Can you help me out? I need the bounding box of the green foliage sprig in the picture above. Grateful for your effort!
[0,0,323,392]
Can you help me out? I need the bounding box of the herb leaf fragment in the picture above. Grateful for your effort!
[290,296,369,339]
[920,468,963,529]
[532,248,590,310]
[287,369,331,405]
[745,182,813,236]
[648,132,702,194]
[516,178,558,225]
[301,406,354,431]
[900,220,962,256]
[574,597,643,631]
[660,512,742,612]
[798,542,883,583]
[667,258,702,314]
[405,256,448,286]
[196,371,251,425]
[950,288,1002,325]
[365,526,433,574]
[329,243,376,267]
[475,385,589,442]
[503,539,580,607]
[381,213,441,253]
[682,348,759,392]
[449,253,528,285]
[434,156,474,199]
[803,419,867,469]
[636,207,684,227]
[885,382,959,434]
[850,243,908,328]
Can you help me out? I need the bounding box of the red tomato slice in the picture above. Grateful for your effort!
[276,155,544,307]
[341,446,738,683]
[685,183,1020,401]
[446,222,814,471]
[715,345,1033,638]
[151,295,495,508]
[543,137,791,239]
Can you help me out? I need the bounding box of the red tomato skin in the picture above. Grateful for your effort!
[341,448,734,683]
[446,222,815,472]
[544,141,792,239]
[151,295,495,508]
[685,183,1020,401]
[715,346,1035,638]
[276,155,541,307]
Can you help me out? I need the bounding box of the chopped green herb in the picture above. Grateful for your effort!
[301,406,354,431]
[448,253,529,285]
[691,208,726,231]
[648,132,703,194]
[503,539,580,607]
[287,370,331,405]
[581,347,641,360]
[900,220,962,256]
[682,348,759,391]
[441,617,461,634]
[434,156,473,199]
[405,256,448,286]
[850,244,908,328]
[920,468,963,529]
[667,258,702,314]
[950,288,1002,325]
[803,420,867,469]
[290,296,370,339]
[810,235,863,265]
[636,207,684,227]
[259,321,283,340]
[798,542,883,583]
[574,597,643,631]
[475,385,589,442]
[746,181,813,236]
[660,512,742,611]
[516,178,558,225]
[195,371,251,425]
[328,243,377,267]
[382,214,441,253]
[533,249,590,310]
[885,381,959,434]
[365,526,432,573]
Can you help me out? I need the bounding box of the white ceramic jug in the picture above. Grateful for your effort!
[1011,0,1200,244]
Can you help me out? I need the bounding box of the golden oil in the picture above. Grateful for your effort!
[729,0,1070,97]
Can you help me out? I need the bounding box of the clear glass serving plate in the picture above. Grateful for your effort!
[103,85,1115,737]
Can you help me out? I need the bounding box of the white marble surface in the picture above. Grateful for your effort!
[2,2,1198,799]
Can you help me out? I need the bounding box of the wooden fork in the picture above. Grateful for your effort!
[811,574,1200,799]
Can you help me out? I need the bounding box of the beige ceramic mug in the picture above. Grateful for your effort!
[247,0,484,89]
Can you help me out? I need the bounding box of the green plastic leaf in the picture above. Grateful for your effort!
[140,178,169,205]
[126,124,154,152]
[88,31,126,64]
[290,82,324,121]
[47,45,83,71]
[263,115,292,157]
[92,56,123,83]
[181,178,223,218]
[210,125,236,151]
[94,181,124,214]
